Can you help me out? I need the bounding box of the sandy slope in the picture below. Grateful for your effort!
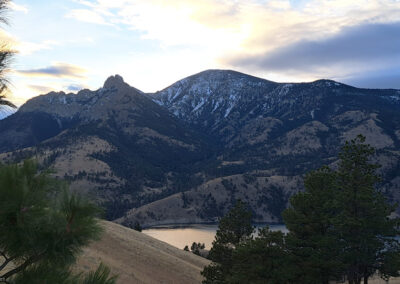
[75,220,210,284]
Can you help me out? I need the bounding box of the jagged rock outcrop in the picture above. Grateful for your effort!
[1,70,400,226]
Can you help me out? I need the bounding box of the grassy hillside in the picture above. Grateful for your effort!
[75,220,210,284]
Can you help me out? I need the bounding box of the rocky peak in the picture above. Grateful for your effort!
[103,74,126,89]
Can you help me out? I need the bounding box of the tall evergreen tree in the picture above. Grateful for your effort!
[228,227,292,284]
[334,135,400,284]
[201,200,253,284]
[283,135,400,284]
[283,166,344,284]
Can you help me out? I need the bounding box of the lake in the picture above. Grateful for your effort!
[143,224,288,250]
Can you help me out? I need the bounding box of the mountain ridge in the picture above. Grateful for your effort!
[1,69,400,227]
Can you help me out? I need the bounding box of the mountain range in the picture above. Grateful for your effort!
[0,69,399,227]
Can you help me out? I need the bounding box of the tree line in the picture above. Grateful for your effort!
[202,135,400,284]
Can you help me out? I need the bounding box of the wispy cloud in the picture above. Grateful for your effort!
[226,22,400,78]
[0,29,60,56]
[27,84,55,94]
[18,40,60,56]
[17,63,87,79]
[9,2,28,14]
[65,83,87,92]
[66,9,111,26]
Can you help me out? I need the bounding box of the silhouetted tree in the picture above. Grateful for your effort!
[334,135,400,284]
[228,227,293,284]
[133,221,142,232]
[283,135,400,284]
[283,166,344,284]
[0,160,116,283]
[0,0,15,108]
[201,200,253,283]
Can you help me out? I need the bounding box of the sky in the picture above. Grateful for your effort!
[2,0,400,106]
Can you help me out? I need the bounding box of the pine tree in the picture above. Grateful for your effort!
[283,166,344,284]
[228,227,292,284]
[283,135,400,284]
[201,200,253,283]
[0,160,116,283]
[334,135,400,284]
[0,0,16,108]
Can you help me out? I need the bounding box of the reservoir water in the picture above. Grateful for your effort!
[143,224,288,250]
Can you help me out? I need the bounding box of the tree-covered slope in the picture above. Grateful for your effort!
[1,70,400,226]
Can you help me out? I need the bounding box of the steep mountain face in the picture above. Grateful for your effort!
[152,70,400,175]
[154,70,400,142]
[1,70,400,226]
[0,75,211,219]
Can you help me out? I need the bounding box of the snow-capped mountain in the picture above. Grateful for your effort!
[1,70,400,226]
[153,69,400,145]
[153,70,277,126]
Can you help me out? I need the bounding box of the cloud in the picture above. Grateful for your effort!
[17,63,87,79]
[65,83,87,92]
[226,22,400,77]
[0,29,60,56]
[18,40,60,56]
[66,0,400,87]
[66,9,111,26]
[28,85,55,94]
[9,2,28,14]
[341,67,400,89]
[66,0,400,58]
[28,83,87,94]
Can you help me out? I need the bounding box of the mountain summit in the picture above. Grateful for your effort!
[103,74,127,89]
[1,70,400,226]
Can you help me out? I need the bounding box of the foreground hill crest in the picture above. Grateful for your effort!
[1,69,400,227]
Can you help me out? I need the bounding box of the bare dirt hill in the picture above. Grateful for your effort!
[75,220,210,284]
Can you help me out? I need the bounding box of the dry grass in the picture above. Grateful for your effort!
[75,220,210,284]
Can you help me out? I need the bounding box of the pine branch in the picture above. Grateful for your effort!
[0,252,44,280]
[0,250,16,273]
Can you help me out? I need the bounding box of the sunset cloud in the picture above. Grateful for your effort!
[68,0,400,74]
[6,0,400,105]
[27,84,55,94]
[17,63,87,79]
[226,22,400,77]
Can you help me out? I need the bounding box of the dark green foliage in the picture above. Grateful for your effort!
[133,221,142,232]
[0,0,15,109]
[283,167,343,284]
[243,173,256,184]
[198,193,222,219]
[181,192,190,208]
[228,227,293,284]
[80,263,117,284]
[10,265,80,284]
[266,185,288,222]
[183,245,189,252]
[283,135,400,284]
[0,160,116,283]
[203,136,400,284]
[201,200,253,283]
[333,135,400,284]
[190,242,205,256]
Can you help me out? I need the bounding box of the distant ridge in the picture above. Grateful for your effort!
[0,69,399,227]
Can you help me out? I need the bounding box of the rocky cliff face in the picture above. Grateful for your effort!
[1,70,400,226]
